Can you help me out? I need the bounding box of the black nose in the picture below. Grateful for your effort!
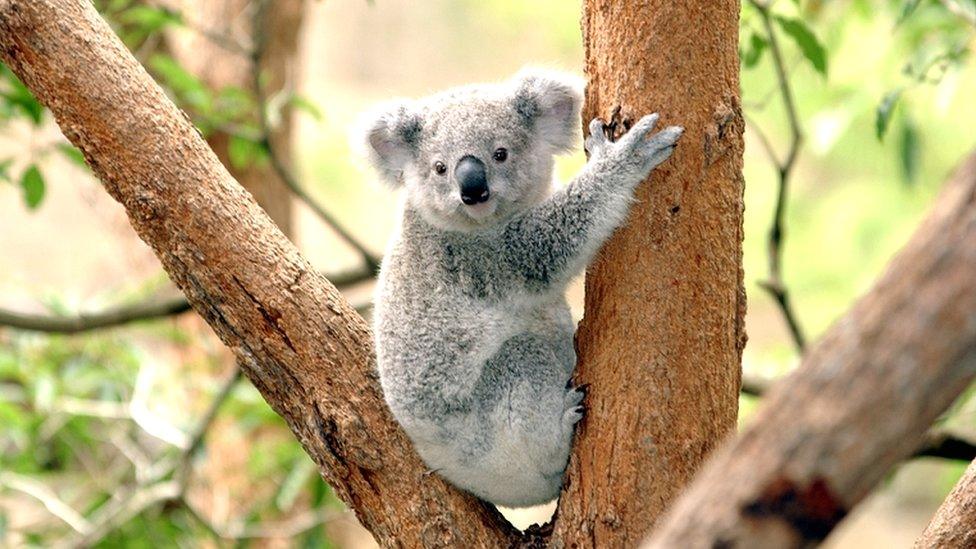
[455,155,490,205]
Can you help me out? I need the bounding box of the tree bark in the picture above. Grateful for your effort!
[644,151,976,548]
[550,1,746,546]
[0,1,516,546]
[915,460,976,548]
[162,0,301,235]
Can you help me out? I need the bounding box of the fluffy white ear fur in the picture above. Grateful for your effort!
[511,68,584,155]
[354,100,424,186]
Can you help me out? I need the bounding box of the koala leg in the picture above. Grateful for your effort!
[455,333,580,507]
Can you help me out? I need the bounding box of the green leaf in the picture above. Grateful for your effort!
[149,54,205,96]
[775,16,828,76]
[742,32,768,68]
[227,135,265,170]
[897,0,923,24]
[1,65,45,125]
[875,88,903,141]
[118,5,182,32]
[19,164,45,209]
[289,94,324,122]
[898,116,919,185]
[56,143,87,168]
[0,158,12,183]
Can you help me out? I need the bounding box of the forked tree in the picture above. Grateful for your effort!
[0,0,974,547]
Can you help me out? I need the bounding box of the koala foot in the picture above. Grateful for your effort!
[562,385,587,427]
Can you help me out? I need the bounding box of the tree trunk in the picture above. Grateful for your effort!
[0,2,516,546]
[164,0,302,235]
[644,151,976,548]
[915,460,976,548]
[550,1,746,546]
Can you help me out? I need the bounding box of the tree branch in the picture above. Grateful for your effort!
[915,459,976,548]
[742,372,976,461]
[0,265,373,334]
[249,0,380,272]
[645,151,976,547]
[749,0,808,354]
[0,1,517,545]
[0,296,190,333]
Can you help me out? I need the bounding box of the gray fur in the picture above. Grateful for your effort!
[359,69,682,508]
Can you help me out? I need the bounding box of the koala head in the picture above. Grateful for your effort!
[358,69,582,232]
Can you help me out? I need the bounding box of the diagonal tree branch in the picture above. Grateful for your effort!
[0,1,516,546]
[645,151,976,547]
[915,459,976,548]
[742,372,976,461]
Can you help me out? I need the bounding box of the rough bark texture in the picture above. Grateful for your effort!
[164,0,302,235]
[916,460,976,548]
[644,151,976,548]
[0,1,517,546]
[550,2,746,547]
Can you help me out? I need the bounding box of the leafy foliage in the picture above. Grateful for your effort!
[774,16,828,76]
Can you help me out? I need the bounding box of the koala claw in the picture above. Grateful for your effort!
[564,404,585,426]
[584,118,610,158]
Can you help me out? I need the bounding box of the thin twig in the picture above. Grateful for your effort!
[748,0,808,354]
[0,472,93,535]
[0,265,374,334]
[178,366,244,485]
[248,0,381,272]
[0,297,190,334]
[58,480,181,549]
[937,0,976,27]
[182,498,346,540]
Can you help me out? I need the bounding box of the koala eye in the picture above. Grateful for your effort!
[433,161,447,175]
[492,148,508,162]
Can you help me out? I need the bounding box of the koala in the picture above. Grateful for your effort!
[359,69,682,508]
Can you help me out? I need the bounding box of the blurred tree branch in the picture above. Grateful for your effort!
[0,265,373,333]
[742,372,976,461]
[937,0,976,27]
[747,0,808,354]
[916,459,976,547]
[248,0,381,272]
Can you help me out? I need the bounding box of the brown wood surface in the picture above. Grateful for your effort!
[549,1,746,546]
[0,1,517,546]
[644,151,976,548]
[915,460,976,549]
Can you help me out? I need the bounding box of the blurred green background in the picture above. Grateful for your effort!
[1,0,975,547]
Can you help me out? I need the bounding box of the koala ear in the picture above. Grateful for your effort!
[355,100,425,186]
[511,68,583,154]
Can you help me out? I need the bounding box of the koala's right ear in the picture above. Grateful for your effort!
[355,101,424,186]
[511,68,583,154]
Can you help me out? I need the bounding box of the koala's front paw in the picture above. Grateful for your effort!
[584,118,612,159]
[618,113,683,173]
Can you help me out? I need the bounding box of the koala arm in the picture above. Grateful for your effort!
[503,114,683,289]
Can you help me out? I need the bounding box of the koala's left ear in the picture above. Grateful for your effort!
[354,100,425,187]
[511,68,583,154]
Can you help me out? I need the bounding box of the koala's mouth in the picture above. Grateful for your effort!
[461,198,497,221]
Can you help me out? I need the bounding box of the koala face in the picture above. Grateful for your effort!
[359,69,582,232]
